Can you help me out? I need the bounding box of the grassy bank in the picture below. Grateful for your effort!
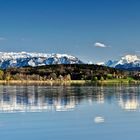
[96,79,140,84]
[0,79,139,85]
[0,80,87,85]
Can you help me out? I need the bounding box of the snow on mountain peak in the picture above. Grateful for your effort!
[0,52,83,69]
[97,62,105,65]
[121,55,139,63]
[104,54,140,70]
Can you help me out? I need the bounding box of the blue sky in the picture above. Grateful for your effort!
[0,0,140,62]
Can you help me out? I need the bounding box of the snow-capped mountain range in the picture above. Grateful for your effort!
[0,52,83,69]
[0,52,139,70]
[100,55,140,70]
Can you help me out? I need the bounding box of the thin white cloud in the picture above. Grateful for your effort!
[21,38,32,42]
[94,42,108,48]
[0,37,7,41]
[135,51,140,53]
[21,38,26,41]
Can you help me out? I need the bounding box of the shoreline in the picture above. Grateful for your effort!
[0,79,139,85]
[0,80,87,85]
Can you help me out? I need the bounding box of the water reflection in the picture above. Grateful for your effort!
[94,116,105,123]
[118,86,140,111]
[0,85,139,113]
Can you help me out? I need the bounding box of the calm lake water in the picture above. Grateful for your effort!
[0,85,140,140]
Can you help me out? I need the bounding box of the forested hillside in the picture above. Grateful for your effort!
[1,64,128,81]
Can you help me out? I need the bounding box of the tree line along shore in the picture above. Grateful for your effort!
[0,64,139,84]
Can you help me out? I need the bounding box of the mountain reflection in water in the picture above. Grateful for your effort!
[0,85,139,113]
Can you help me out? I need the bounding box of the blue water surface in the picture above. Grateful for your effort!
[0,85,139,140]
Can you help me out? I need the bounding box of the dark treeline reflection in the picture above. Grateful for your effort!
[0,85,140,113]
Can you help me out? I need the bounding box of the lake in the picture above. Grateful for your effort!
[0,85,140,140]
